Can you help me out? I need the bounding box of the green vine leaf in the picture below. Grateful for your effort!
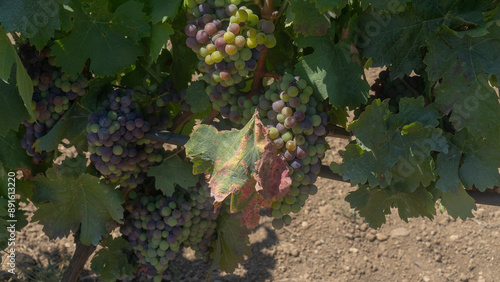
[440,185,476,220]
[90,237,134,282]
[288,0,331,36]
[150,22,174,62]
[32,157,124,245]
[0,0,64,48]
[148,155,199,196]
[313,0,348,13]
[0,68,29,136]
[295,21,370,108]
[451,129,500,191]
[150,0,182,23]
[346,185,436,228]
[185,81,211,114]
[0,127,34,170]
[0,28,36,121]
[338,98,447,188]
[215,212,251,273]
[358,0,491,78]
[51,0,150,76]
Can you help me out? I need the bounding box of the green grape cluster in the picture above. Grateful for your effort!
[121,180,218,280]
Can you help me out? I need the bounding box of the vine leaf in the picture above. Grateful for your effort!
[313,0,348,13]
[359,0,491,78]
[440,184,476,220]
[215,212,251,273]
[0,28,35,121]
[0,127,34,170]
[425,26,500,138]
[185,81,211,114]
[0,0,64,48]
[436,143,461,193]
[361,0,411,13]
[287,0,331,36]
[150,22,174,62]
[90,237,134,282]
[32,156,124,245]
[148,155,199,196]
[0,69,29,136]
[346,185,436,228]
[150,0,183,23]
[338,98,447,188]
[425,26,500,82]
[452,129,500,191]
[51,0,150,76]
[294,21,370,108]
[186,111,269,203]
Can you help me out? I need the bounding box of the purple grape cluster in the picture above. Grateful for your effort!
[184,0,276,118]
[87,89,163,188]
[19,43,88,163]
[121,180,218,279]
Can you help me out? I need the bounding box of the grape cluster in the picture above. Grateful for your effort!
[18,43,88,163]
[141,79,186,130]
[87,89,163,188]
[121,181,218,279]
[259,73,328,229]
[184,0,277,118]
[370,70,425,112]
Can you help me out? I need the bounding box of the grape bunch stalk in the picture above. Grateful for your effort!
[18,42,88,163]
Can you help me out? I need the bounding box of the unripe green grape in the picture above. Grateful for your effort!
[293,171,304,181]
[299,93,310,104]
[272,218,284,229]
[265,35,277,48]
[280,203,291,214]
[255,33,266,44]
[282,215,292,225]
[311,115,321,127]
[248,14,259,26]
[282,131,293,142]
[271,201,282,209]
[272,208,283,219]
[246,37,258,48]
[291,202,301,213]
[285,196,296,204]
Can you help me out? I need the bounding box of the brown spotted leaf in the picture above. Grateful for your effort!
[186,111,269,203]
[254,143,292,200]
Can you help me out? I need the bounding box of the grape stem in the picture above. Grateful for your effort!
[202,109,219,125]
[262,0,274,20]
[398,77,420,98]
[171,111,195,132]
[263,73,282,80]
[276,0,289,20]
[250,47,269,93]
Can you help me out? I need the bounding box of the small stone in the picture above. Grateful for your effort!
[359,223,369,232]
[390,227,410,237]
[301,221,309,229]
[435,254,442,262]
[449,235,459,241]
[349,247,359,254]
[365,233,376,242]
[376,233,389,241]
[423,276,431,282]
[314,240,324,247]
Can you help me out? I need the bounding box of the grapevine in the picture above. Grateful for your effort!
[0,0,500,281]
